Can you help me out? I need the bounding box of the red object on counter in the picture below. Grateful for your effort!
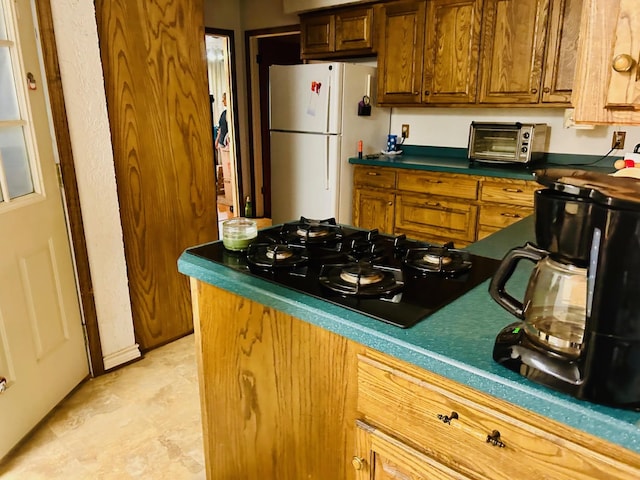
[358,140,363,159]
[614,159,640,169]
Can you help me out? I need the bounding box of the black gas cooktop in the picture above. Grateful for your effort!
[187,218,501,328]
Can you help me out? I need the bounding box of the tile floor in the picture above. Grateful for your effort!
[0,335,205,479]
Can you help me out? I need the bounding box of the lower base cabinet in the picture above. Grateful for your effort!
[190,280,640,479]
[353,165,537,245]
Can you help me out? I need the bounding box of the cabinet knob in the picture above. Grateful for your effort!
[424,90,430,96]
[543,87,550,93]
[0,376,6,394]
[531,88,538,94]
[351,456,365,470]
[612,53,636,73]
[486,430,506,447]
[388,201,393,206]
[437,411,459,424]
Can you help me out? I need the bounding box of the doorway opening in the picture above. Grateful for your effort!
[205,29,241,235]
[245,27,301,219]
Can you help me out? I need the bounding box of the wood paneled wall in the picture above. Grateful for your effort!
[95,0,218,351]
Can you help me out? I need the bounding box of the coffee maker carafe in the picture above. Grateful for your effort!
[490,169,640,409]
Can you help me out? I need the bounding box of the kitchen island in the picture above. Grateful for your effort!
[178,217,640,479]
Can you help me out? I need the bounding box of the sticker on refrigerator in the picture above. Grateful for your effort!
[307,81,322,116]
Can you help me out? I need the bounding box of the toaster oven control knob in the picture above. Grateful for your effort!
[523,132,530,139]
[521,146,528,153]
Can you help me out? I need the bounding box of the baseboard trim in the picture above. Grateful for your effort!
[102,344,141,370]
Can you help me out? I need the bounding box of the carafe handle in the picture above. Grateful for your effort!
[489,243,548,319]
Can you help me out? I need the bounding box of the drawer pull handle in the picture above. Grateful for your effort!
[503,188,523,193]
[437,411,458,424]
[425,201,441,207]
[367,172,380,176]
[426,179,443,184]
[500,212,522,218]
[486,430,506,448]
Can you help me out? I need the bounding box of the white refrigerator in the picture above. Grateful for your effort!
[269,62,390,225]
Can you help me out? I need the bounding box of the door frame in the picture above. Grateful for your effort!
[244,26,301,218]
[205,27,243,218]
[34,1,103,375]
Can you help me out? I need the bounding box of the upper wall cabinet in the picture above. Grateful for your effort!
[301,5,375,59]
[376,0,582,106]
[376,0,426,104]
[478,0,550,104]
[573,0,640,124]
[422,0,483,104]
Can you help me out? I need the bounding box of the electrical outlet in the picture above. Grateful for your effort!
[612,131,626,149]
[401,124,410,139]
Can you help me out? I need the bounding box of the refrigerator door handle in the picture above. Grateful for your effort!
[325,136,330,190]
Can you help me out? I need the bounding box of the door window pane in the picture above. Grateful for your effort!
[0,46,20,120]
[0,127,34,198]
[0,2,6,40]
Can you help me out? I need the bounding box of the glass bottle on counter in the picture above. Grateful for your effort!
[244,196,253,218]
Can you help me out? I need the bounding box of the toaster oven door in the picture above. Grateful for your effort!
[469,125,524,163]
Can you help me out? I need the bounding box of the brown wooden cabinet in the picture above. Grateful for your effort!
[376,0,426,104]
[423,0,483,104]
[477,178,539,239]
[188,279,640,479]
[352,166,396,234]
[301,6,375,59]
[573,0,640,124]
[355,350,640,479]
[478,0,550,104]
[377,0,580,107]
[353,166,535,246]
[541,0,583,103]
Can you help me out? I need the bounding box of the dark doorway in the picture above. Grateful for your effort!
[257,34,301,218]
[246,28,301,219]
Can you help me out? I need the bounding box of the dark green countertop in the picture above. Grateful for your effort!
[178,217,640,455]
[349,145,617,179]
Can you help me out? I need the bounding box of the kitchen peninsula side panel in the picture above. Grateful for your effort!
[190,279,362,480]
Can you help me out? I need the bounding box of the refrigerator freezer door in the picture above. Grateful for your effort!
[269,63,343,134]
[270,131,340,224]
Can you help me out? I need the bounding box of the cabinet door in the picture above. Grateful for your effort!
[377,0,426,105]
[423,0,483,104]
[353,420,472,480]
[353,188,395,234]
[541,0,583,103]
[336,7,374,52]
[605,0,640,109]
[478,0,551,104]
[301,13,335,56]
[573,0,640,124]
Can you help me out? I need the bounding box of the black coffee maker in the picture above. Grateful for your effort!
[490,169,640,409]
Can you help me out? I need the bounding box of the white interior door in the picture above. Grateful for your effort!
[0,0,89,459]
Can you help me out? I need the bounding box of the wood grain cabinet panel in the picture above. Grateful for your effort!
[353,188,395,235]
[479,178,539,206]
[397,171,479,199]
[573,0,640,123]
[377,0,426,105]
[423,0,483,104]
[301,6,375,59]
[357,351,640,480]
[354,166,398,190]
[301,13,335,55]
[478,0,551,104]
[395,193,478,244]
[541,0,583,103]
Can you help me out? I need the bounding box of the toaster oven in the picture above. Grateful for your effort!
[468,122,548,165]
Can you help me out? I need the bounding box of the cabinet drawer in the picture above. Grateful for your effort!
[480,179,538,207]
[478,203,533,229]
[395,193,477,243]
[397,172,479,200]
[357,352,640,480]
[354,166,397,189]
